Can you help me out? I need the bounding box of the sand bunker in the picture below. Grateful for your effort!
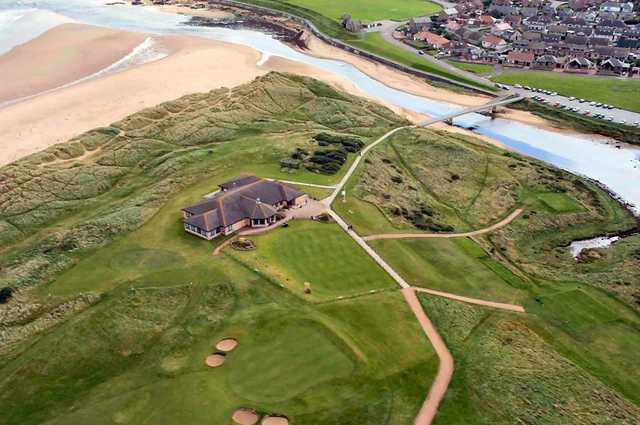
[205,353,225,367]
[216,338,239,352]
[232,408,259,425]
[261,416,289,425]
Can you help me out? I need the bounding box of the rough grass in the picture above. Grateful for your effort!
[419,294,640,424]
[492,71,640,112]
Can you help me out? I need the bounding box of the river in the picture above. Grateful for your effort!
[1,0,639,214]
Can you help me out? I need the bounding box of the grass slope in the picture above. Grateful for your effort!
[285,0,441,21]
[0,73,435,425]
[447,60,495,75]
[493,71,640,112]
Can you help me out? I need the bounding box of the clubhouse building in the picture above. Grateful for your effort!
[182,176,308,240]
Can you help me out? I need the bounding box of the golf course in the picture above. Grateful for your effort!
[1,73,640,425]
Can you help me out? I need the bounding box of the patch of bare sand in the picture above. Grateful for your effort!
[0,23,146,103]
[232,408,259,425]
[261,416,289,425]
[205,353,226,367]
[216,338,238,352]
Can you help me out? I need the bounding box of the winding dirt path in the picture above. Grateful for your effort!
[363,208,523,241]
[402,287,454,425]
[412,287,526,313]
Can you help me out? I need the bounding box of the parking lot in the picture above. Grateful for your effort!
[501,84,640,127]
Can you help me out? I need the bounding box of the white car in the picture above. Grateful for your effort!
[569,96,576,101]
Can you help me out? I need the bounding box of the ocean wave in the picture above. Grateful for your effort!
[0,36,169,109]
[0,8,74,54]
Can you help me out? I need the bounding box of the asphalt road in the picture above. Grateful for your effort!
[509,87,640,126]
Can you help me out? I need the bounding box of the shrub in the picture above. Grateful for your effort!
[0,287,14,304]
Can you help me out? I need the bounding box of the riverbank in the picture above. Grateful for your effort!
[510,99,640,146]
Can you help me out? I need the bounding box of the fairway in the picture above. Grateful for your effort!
[371,237,527,303]
[228,321,354,402]
[230,220,397,300]
[536,192,585,213]
[284,0,441,21]
[492,71,640,112]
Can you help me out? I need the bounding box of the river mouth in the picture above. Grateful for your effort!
[1,0,640,214]
[569,228,640,259]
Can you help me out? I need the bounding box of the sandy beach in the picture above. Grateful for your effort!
[0,23,147,103]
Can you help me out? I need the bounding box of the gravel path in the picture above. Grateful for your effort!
[413,287,526,313]
[363,208,523,241]
[401,287,454,425]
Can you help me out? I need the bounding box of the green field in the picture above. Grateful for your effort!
[372,237,527,303]
[0,74,436,425]
[447,60,495,75]
[285,0,441,21]
[420,294,640,424]
[536,192,585,213]
[229,220,397,301]
[492,71,640,112]
[2,72,640,424]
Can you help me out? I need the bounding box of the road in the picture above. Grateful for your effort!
[510,87,640,125]
[369,20,496,89]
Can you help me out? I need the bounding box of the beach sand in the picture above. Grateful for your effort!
[0,23,147,103]
[155,4,234,19]
[0,26,266,166]
[0,22,553,166]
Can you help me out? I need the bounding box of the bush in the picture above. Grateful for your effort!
[0,287,14,304]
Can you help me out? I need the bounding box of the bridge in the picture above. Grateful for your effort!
[324,94,524,206]
[416,94,524,127]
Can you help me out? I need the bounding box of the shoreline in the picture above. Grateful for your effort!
[0,23,148,104]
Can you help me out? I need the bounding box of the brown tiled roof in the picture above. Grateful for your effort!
[183,177,303,231]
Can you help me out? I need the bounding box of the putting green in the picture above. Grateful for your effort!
[228,321,354,403]
[536,192,584,213]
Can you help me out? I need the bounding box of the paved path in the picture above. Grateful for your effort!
[402,287,454,425]
[413,287,526,313]
[363,208,523,241]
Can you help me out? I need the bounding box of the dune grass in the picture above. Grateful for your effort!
[492,71,640,112]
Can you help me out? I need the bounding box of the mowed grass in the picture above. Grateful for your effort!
[492,71,640,112]
[229,220,397,301]
[447,60,495,75]
[371,237,527,303]
[536,192,585,213]
[229,321,354,403]
[284,0,441,21]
